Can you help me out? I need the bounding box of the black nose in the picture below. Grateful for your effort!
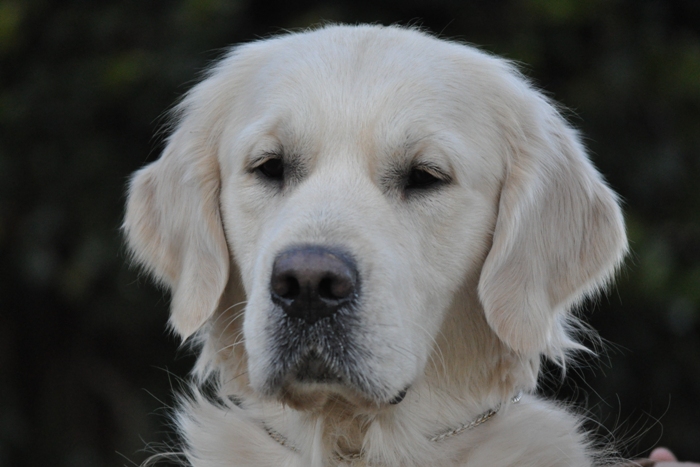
[270,246,358,324]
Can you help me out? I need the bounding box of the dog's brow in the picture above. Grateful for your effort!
[403,132,436,149]
[248,152,281,170]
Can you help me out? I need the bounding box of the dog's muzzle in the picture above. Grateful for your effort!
[268,245,360,384]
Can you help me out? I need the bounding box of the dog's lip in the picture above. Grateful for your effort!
[293,352,343,383]
[389,387,409,405]
[264,310,409,406]
[277,380,410,412]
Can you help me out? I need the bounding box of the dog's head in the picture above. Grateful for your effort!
[124,25,627,409]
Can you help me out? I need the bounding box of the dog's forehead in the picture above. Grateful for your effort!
[217,27,509,183]
[259,27,448,91]
[241,30,485,121]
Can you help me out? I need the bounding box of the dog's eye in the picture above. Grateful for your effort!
[406,166,443,190]
[256,158,284,181]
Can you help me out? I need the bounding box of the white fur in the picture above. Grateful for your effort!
[124,25,628,466]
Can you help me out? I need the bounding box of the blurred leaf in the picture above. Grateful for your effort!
[522,0,609,24]
[101,50,150,92]
[0,1,22,54]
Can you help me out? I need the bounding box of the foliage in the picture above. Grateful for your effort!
[1,1,698,465]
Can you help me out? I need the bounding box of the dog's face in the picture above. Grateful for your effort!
[124,26,627,410]
[219,39,508,406]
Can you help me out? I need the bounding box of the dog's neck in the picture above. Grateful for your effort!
[259,390,523,461]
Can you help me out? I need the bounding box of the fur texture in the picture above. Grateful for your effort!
[124,25,628,466]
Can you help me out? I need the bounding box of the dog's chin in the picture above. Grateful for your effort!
[252,314,412,410]
[259,360,406,411]
[275,381,394,412]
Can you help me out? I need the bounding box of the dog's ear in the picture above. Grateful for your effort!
[124,117,229,340]
[478,91,627,356]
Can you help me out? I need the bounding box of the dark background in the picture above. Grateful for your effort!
[1,1,699,466]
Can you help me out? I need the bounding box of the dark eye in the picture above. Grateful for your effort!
[406,166,442,190]
[256,158,284,181]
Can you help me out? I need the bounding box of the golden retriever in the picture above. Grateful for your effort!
[124,24,628,466]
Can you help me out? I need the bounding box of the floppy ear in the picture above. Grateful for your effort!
[478,93,627,356]
[123,121,229,340]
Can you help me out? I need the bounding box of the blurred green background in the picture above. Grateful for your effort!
[1,0,699,466]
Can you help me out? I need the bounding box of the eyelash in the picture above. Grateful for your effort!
[405,165,447,190]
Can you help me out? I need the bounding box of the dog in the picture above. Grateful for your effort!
[124,24,628,466]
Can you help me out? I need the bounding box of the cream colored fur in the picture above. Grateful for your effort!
[124,25,628,466]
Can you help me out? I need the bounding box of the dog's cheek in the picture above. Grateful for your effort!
[409,189,496,302]
[356,244,439,384]
[220,180,286,294]
[386,191,497,363]
[241,298,275,393]
[219,191,283,393]
[445,195,498,283]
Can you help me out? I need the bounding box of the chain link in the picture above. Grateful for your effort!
[263,391,523,461]
[429,391,522,442]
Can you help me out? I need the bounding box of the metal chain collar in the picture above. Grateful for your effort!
[428,392,523,442]
[263,392,523,461]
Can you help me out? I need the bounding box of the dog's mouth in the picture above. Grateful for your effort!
[266,313,361,388]
[293,349,344,383]
[258,310,404,407]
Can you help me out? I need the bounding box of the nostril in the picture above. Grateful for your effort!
[272,274,300,300]
[318,274,353,301]
[318,276,335,300]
